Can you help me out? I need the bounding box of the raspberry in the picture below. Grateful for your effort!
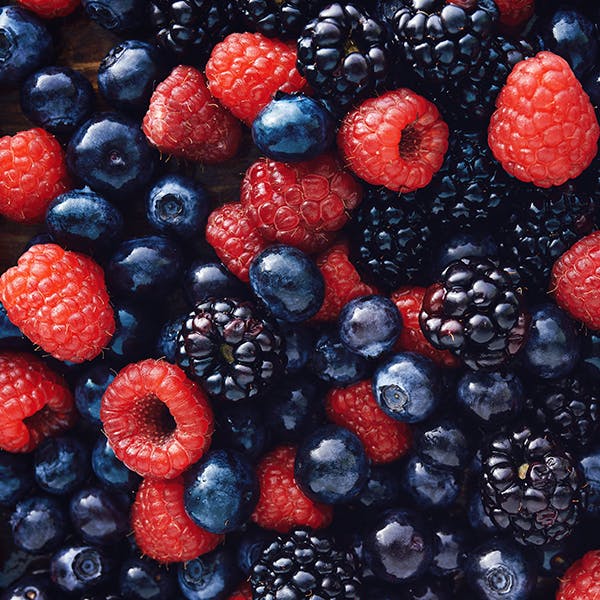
[325,380,412,464]
[312,241,377,322]
[132,476,222,564]
[338,89,449,193]
[488,51,599,188]
[101,359,213,480]
[551,230,600,330]
[228,583,252,600]
[391,287,460,369]
[494,0,534,28]
[205,32,306,125]
[0,129,71,223]
[17,0,79,18]
[142,65,241,164]
[241,154,363,253]
[0,244,115,363]
[557,550,600,600]
[0,351,76,453]
[251,446,333,532]
[206,202,269,282]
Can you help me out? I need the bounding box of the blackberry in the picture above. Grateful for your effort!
[176,298,285,402]
[297,3,389,115]
[251,528,361,599]
[349,187,433,292]
[419,257,530,370]
[481,422,587,547]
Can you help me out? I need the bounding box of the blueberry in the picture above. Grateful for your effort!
[214,402,268,461]
[10,495,68,554]
[584,66,600,109]
[67,113,157,200]
[81,0,146,33]
[0,451,33,507]
[236,527,273,576]
[416,419,470,471]
[74,364,115,426]
[433,231,499,276]
[146,174,210,239]
[430,521,470,577]
[521,303,581,379]
[294,424,369,504]
[0,6,52,88]
[155,314,186,363]
[0,301,26,349]
[20,67,94,137]
[373,352,442,423]
[99,40,168,113]
[92,437,140,493]
[354,465,402,510]
[467,490,498,534]
[249,245,325,322]
[279,322,313,373]
[464,538,537,600]
[184,449,259,534]
[183,260,246,306]
[50,545,115,595]
[119,557,176,600]
[0,575,54,600]
[252,93,335,162]
[339,295,402,359]
[46,188,124,256]
[580,446,600,518]
[401,455,461,509]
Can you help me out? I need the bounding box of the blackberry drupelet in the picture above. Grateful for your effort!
[296,3,389,115]
[176,298,285,402]
[480,422,587,547]
[349,186,433,292]
[251,528,361,599]
[419,257,530,370]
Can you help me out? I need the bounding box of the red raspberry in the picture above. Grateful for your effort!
[338,89,449,193]
[312,241,377,322]
[325,380,412,464]
[0,244,114,363]
[391,287,460,369]
[0,351,76,453]
[241,154,363,253]
[132,476,222,564]
[206,33,306,125]
[16,0,79,18]
[206,202,269,282]
[493,0,534,28]
[488,51,599,188]
[101,359,213,480]
[143,65,241,164]
[228,583,252,600]
[251,446,333,533]
[0,129,71,223]
[550,230,600,330]
[557,550,600,600]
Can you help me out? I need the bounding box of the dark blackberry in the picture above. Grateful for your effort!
[480,422,587,547]
[149,0,238,65]
[296,3,389,115]
[251,528,361,599]
[176,298,285,402]
[419,257,530,370]
[349,187,433,292]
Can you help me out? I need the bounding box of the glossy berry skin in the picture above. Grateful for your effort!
[215,402,268,461]
[557,550,600,600]
[416,419,470,472]
[279,323,312,373]
[401,456,461,509]
[81,0,146,33]
[0,451,33,507]
[373,353,441,423]
[252,93,335,162]
[21,67,94,137]
[50,545,115,595]
[236,527,273,576]
[0,576,54,600]
[92,436,140,493]
[74,364,115,426]
[354,465,401,510]
[0,301,26,349]
[433,232,500,276]
[467,491,497,535]
[119,557,176,600]
[155,314,186,364]
[430,522,470,578]
[580,447,600,518]
[184,260,246,306]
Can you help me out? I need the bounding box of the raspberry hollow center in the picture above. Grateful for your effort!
[134,395,177,443]
[399,125,422,160]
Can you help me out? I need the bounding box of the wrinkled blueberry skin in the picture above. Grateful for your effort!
[433,231,499,276]
[184,260,246,306]
[92,437,140,493]
[0,452,33,507]
[81,0,146,33]
[0,575,55,600]
[580,446,600,518]
[50,545,115,595]
[74,364,115,426]
[0,6,52,88]
[355,465,401,510]
[215,402,268,461]
[416,419,470,471]
[155,314,186,364]
[402,456,461,509]
[119,557,176,600]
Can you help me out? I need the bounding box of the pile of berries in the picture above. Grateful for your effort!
[0,0,599,599]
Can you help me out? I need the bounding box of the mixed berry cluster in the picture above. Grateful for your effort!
[0,0,598,599]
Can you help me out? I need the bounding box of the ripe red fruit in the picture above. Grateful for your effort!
[557,550,600,600]
[494,0,534,28]
[228,583,252,600]
[17,0,79,18]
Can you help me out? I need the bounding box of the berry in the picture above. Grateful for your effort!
[155,315,186,364]
[215,403,268,461]
[488,51,599,188]
[81,0,146,32]
[0,351,76,453]
[0,128,70,223]
[132,476,223,563]
[355,465,401,510]
[495,0,534,28]
[401,455,461,509]
[74,363,114,426]
[143,65,242,164]
[325,380,412,464]
[206,32,306,125]
[50,545,116,595]
[251,445,333,532]
[579,448,600,518]
[119,557,176,600]
[338,89,449,192]
[101,359,214,479]
[416,419,470,472]
[241,153,362,253]
[280,323,312,373]
[0,243,115,363]
[176,297,284,401]
[434,231,500,275]
[1,576,54,600]
[430,521,470,578]
[228,583,252,600]
[91,436,140,493]
[557,550,600,600]
[184,260,246,306]
[0,451,34,506]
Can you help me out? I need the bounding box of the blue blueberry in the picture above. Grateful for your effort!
[50,545,115,595]
[401,456,461,509]
[0,301,26,349]
[46,188,124,256]
[0,451,33,507]
[183,260,246,306]
[249,245,325,322]
[92,437,140,493]
[10,495,68,554]
[0,6,52,88]
[580,446,600,518]
[67,113,157,200]
[119,557,176,600]
[252,93,335,162]
[373,352,442,423]
[294,424,369,504]
[215,402,268,461]
[184,449,259,534]
[464,538,537,600]
[82,0,146,33]
[416,419,470,471]
[354,465,401,511]
[521,303,581,379]
[146,175,210,239]
[236,527,273,576]
[155,314,186,363]
[279,322,313,373]
[20,67,94,137]
[74,364,115,426]
[434,231,499,276]
[0,575,54,600]
[467,490,498,534]
[430,521,470,577]
[22,233,52,253]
